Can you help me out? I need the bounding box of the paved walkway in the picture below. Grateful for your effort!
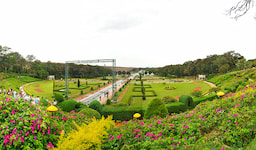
[203,81,217,88]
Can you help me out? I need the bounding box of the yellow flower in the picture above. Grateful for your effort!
[217,92,225,97]
[47,105,58,112]
[133,113,141,118]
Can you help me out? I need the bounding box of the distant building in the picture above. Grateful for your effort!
[48,75,55,80]
[198,75,206,80]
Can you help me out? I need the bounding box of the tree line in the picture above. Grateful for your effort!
[154,51,256,78]
[0,45,112,79]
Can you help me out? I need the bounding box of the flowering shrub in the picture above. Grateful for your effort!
[52,116,114,150]
[161,96,177,104]
[0,96,88,149]
[102,85,256,149]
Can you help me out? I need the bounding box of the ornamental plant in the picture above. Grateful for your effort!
[144,98,168,119]
[102,84,256,149]
[0,95,89,149]
[53,116,114,150]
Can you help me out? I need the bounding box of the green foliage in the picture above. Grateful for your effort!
[102,106,145,121]
[89,100,103,114]
[58,100,78,112]
[0,95,88,149]
[179,95,193,110]
[54,93,64,103]
[191,90,202,97]
[144,98,168,119]
[77,79,80,88]
[106,99,111,105]
[161,96,177,104]
[79,108,101,119]
[165,102,186,114]
[193,93,217,107]
[40,98,50,107]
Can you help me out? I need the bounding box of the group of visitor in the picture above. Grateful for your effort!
[0,88,20,98]
[0,86,57,106]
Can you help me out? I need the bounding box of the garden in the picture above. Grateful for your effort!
[24,79,109,100]
[1,69,256,149]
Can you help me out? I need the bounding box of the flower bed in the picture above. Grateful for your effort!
[102,85,256,149]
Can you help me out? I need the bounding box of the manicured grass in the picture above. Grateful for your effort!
[25,79,106,99]
[0,76,41,92]
[25,80,54,99]
[120,80,211,106]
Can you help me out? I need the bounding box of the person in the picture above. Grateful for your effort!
[34,96,40,104]
[53,100,57,105]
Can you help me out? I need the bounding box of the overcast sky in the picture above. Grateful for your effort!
[0,0,256,67]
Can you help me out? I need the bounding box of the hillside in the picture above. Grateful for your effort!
[208,68,256,92]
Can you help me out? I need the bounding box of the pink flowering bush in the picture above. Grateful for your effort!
[102,85,256,149]
[0,96,88,149]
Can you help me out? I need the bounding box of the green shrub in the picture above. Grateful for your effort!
[191,90,202,97]
[89,100,103,114]
[161,96,177,104]
[79,108,101,119]
[179,95,193,110]
[236,85,245,92]
[165,102,186,114]
[193,94,217,107]
[58,100,78,112]
[54,93,64,103]
[75,102,87,112]
[144,98,168,119]
[106,99,111,105]
[40,99,49,107]
[102,106,145,121]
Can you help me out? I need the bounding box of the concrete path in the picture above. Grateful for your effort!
[203,81,217,88]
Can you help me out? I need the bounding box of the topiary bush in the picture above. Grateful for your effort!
[75,102,87,112]
[54,93,64,103]
[58,100,77,112]
[179,95,193,110]
[106,99,111,105]
[89,100,103,114]
[79,108,101,119]
[144,98,168,119]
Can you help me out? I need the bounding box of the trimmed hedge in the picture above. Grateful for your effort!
[58,100,77,112]
[193,93,217,107]
[79,108,101,119]
[102,106,146,121]
[179,95,193,110]
[165,102,186,114]
[89,100,103,114]
[144,98,168,119]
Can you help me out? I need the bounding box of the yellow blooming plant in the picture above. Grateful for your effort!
[52,116,114,150]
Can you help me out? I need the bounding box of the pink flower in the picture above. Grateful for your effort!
[31,114,35,117]
[233,114,238,117]
[25,132,29,136]
[20,137,24,143]
[46,142,54,149]
[34,136,37,140]
[184,137,187,140]
[117,134,123,139]
[169,124,174,127]
[3,111,6,114]
[135,134,141,138]
[109,136,115,140]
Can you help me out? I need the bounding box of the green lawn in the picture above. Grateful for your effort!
[0,76,41,92]
[120,80,211,106]
[25,79,106,99]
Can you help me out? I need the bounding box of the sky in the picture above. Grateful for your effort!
[0,0,256,68]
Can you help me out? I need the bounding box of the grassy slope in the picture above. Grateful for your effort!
[0,74,41,92]
[208,68,256,89]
